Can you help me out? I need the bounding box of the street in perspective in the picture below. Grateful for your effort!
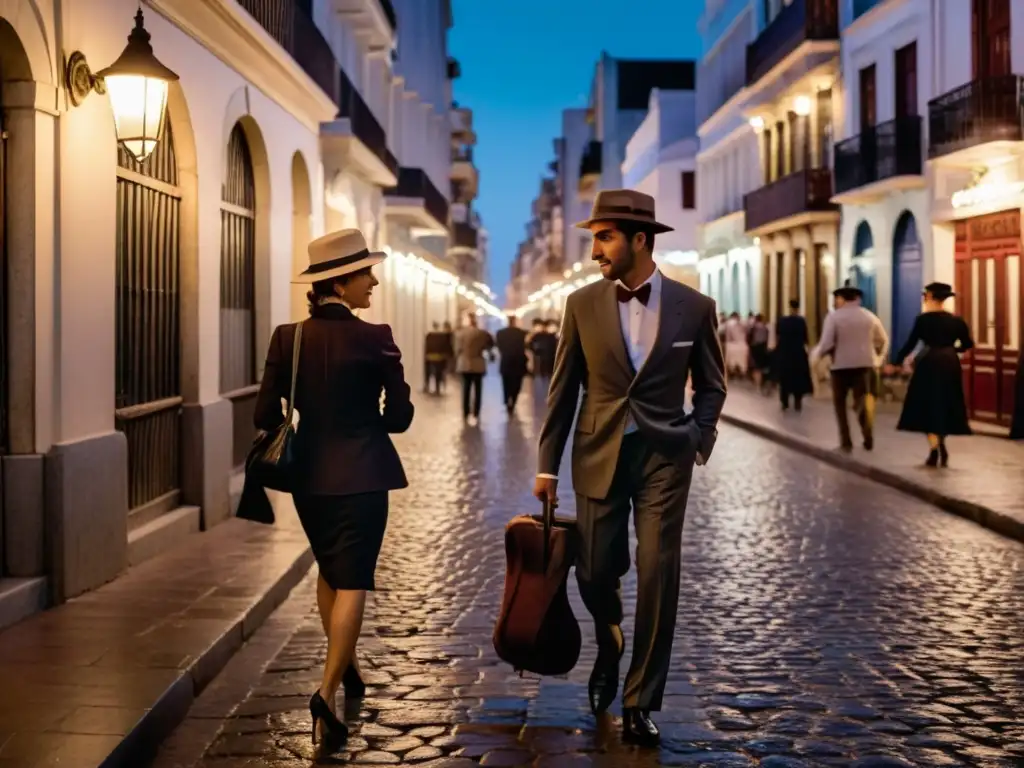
[144,380,1024,768]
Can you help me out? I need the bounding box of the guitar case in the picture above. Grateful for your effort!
[492,499,581,676]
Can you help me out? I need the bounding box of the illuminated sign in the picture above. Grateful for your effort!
[951,181,1024,209]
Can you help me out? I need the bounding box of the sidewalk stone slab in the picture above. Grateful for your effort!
[721,384,1024,543]
[0,497,313,768]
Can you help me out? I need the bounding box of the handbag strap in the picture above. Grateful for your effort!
[284,321,303,424]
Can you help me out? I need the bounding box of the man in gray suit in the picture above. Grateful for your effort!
[533,190,727,746]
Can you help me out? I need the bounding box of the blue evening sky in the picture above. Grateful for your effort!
[449,0,703,301]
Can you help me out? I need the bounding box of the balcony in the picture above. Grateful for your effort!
[928,75,1024,164]
[833,116,924,203]
[329,0,396,48]
[451,107,475,144]
[578,140,602,199]
[746,0,838,87]
[237,0,337,100]
[320,69,397,188]
[743,168,838,233]
[384,167,450,234]
[450,222,479,251]
[451,147,478,198]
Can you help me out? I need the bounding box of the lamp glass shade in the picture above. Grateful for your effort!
[105,74,169,161]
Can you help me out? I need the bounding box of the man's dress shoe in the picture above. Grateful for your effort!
[588,625,624,715]
[622,707,660,747]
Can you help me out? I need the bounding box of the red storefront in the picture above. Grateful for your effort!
[954,209,1021,426]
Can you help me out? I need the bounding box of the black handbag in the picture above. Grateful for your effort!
[245,321,303,494]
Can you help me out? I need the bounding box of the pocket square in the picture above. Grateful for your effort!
[672,341,694,348]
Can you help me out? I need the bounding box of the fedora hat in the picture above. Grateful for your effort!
[574,189,674,233]
[292,228,386,284]
[923,281,955,300]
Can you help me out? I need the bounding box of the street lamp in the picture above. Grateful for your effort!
[65,8,180,162]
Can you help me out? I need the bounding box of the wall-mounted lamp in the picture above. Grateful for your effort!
[793,95,812,116]
[65,9,179,162]
[749,115,765,131]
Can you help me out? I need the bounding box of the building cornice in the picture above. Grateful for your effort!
[149,0,338,133]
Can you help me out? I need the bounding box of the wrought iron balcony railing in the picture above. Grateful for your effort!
[237,0,337,100]
[385,168,450,229]
[746,0,838,86]
[928,75,1024,159]
[743,168,837,232]
[452,222,478,250]
[337,67,398,178]
[833,116,923,195]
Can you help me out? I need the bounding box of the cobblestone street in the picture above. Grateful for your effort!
[157,375,1024,768]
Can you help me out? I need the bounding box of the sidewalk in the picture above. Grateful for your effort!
[0,491,312,768]
[721,384,1024,543]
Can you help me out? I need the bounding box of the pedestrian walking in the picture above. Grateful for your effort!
[887,282,975,466]
[255,228,414,749]
[747,313,771,391]
[454,313,494,424]
[423,322,453,395]
[529,319,557,380]
[775,300,813,411]
[495,315,529,414]
[723,312,750,377]
[534,189,726,748]
[812,283,889,452]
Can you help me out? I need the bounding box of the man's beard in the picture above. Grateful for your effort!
[605,248,636,281]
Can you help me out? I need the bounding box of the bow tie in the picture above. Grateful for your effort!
[617,283,652,306]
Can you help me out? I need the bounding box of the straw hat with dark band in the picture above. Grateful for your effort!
[292,229,386,284]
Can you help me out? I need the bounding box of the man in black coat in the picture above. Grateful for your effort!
[495,315,529,414]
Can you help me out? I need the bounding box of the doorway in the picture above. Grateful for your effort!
[0,87,7,576]
[892,211,923,356]
[954,209,1021,425]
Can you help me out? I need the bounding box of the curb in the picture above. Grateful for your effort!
[99,541,315,768]
[721,413,1024,546]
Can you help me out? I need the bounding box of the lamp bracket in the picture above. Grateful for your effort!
[65,51,107,107]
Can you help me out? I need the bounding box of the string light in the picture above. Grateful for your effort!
[384,247,505,318]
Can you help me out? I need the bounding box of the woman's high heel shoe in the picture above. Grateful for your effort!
[343,664,366,698]
[309,690,348,746]
[925,448,939,467]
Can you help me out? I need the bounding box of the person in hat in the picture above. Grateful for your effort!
[533,189,727,747]
[887,282,975,466]
[254,228,414,747]
[811,281,889,452]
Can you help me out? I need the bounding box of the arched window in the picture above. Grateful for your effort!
[220,123,257,395]
[114,121,182,510]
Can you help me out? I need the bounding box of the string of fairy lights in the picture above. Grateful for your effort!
[385,248,505,318]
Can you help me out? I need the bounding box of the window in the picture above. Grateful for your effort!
[681,171,696,209]
[894,42,918,118]
[859,64,877,129]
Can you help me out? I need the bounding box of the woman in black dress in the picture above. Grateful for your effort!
[890,282,974,467]
[775,300,814,411]
[255,229,414,748]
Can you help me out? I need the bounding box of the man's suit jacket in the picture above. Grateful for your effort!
[537,276,727,500]
[495,326,528,376]
[454,326,494,374]
[254,302,414,496]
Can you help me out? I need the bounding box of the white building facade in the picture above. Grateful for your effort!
[0,0,494,626]
[695,0,763,318]
[922,0,1022,428]
[833,0,933,357]
[623,88,702,289]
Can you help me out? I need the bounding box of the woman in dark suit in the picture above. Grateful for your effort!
[254,229,414,748]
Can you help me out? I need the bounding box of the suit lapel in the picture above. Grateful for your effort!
[599,280,636,377]
[637,277,685,381]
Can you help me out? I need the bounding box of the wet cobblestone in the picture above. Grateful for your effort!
[175,376,1024,767]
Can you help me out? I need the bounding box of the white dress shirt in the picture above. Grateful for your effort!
[618,269,662,434]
